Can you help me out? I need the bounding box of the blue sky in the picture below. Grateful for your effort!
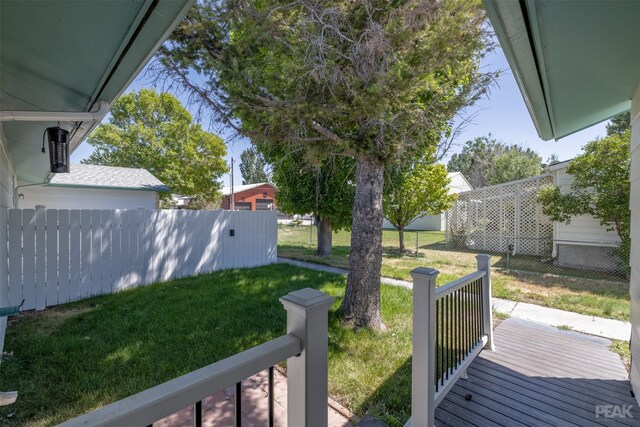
[71,45,608,187]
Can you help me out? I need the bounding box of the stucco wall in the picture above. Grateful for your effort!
[630,86,640,403]
[18,186,158,210]
[0,130,16,353]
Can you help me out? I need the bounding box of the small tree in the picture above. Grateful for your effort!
[239,147,269,184]
[270,152,355,256]
[84,89,227,206]
[384,160,454,251]
[537,130,631,266]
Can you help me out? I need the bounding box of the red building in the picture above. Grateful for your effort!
[221,182,277,211]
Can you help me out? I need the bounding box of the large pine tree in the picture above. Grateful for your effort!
[157,0,495,328]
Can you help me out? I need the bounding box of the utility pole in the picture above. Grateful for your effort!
[230,157,235,211]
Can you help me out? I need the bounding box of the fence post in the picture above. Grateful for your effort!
[476,254,494,351]
[410,267,439,427]
[280,288,334,427]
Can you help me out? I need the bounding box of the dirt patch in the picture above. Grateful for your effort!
[8,305,95,334]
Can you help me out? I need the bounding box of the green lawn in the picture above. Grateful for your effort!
[0,265,415,427]
[279,225,631,321]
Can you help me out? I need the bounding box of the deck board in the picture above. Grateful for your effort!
[434,318,640,426]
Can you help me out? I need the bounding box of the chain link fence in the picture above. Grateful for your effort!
[278,224,629,284]
[435,234,629,283]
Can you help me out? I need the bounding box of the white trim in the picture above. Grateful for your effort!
[548,159,573,172]
[0,101,109,122]
[457,174,553,195]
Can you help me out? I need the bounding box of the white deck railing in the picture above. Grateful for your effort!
[406,255,494,427]
[57,288,333,427]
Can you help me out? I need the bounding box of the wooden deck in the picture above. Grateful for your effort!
[435,318,640,426]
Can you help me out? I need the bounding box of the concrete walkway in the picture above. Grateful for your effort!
[278,257,631,341]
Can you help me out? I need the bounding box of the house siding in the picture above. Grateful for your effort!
[384,214,444,231]
[553,167,620,245]
[18,186,158,210]
[0,130,16,354]
[630,86,640,403]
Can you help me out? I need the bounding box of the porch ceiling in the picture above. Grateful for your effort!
[0,0,194,184]
[483,0,640,141]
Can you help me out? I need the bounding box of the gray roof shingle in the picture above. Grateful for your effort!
[48,164,169,192]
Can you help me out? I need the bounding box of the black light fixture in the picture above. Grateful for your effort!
[41,125,70,173]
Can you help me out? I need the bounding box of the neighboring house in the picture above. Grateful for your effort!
[221,182,277,211]
[0,0,195,353]
[483,0,640,402]
[383,171,472,231]
[548,160,620,271]
[18,164,169,210]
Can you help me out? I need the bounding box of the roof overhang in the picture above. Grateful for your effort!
[483,0,640,141]
[46,183,169,193]
[0,0,194,183]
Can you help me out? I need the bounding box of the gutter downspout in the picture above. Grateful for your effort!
[13,181,51,208]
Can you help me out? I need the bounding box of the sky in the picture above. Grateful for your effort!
[71,45,609,188]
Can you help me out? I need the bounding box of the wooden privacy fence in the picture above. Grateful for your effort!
[6,207,277,311]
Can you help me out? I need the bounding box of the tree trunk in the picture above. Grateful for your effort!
[316,216,333,256]
[399,227,405,251]
[339,156,386,330]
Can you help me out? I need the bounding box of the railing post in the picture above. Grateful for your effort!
[280,288,334,427]
[476,254,494,351]
[409,267,439,427]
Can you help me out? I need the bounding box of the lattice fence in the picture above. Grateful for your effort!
[445,175,554,256]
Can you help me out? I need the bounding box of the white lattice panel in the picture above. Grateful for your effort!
[445,175,554,256]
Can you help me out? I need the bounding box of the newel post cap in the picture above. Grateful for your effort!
[475,254,491,262]
[410,267,439,282]
[280,288,334,316]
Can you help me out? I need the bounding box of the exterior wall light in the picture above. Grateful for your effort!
[42,126,70,173]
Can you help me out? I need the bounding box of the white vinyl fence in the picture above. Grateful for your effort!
[6,207,277,311]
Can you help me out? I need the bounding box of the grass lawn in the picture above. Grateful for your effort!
[279,225,631,321]
[0,264,415,427]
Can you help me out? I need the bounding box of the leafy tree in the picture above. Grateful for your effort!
[606,111,631,135]
[383,157,455,251]
[447,135,542,188]
[537,130,631,266]
[84,89,227,207]
[489,149,542,185]
[239,147,269,185]
[270,152,355,256]
[158,0,495,328]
